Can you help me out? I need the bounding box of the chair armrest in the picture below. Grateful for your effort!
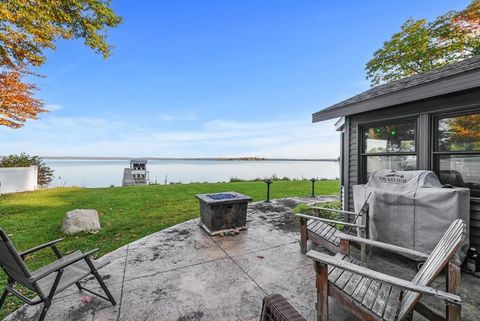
[30,249,99,282]
[306,250,460,305]
[339,235,430,260]
[311,207,359,216]
[296,213,364,228]
[19,238,64,259]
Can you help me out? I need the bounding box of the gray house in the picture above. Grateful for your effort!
[313,56,480,250]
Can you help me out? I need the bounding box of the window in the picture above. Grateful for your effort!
[362,120,417,180]
[434,111,480,197]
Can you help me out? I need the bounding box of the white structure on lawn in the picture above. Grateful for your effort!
[122,159,148,186]
[0,166,38,194]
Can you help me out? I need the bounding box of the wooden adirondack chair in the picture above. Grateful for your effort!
[307,219,466,321]
[297,198,369,261]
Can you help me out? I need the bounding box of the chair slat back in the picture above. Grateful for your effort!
[397,219,466,320]
[0,229,33,287]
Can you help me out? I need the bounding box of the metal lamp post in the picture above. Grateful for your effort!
[310,178,317,197]
[265,178,272,202]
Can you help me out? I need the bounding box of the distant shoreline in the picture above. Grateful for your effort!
[39,156,339,162]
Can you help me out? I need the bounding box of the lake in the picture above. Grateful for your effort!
[45,159,340,188]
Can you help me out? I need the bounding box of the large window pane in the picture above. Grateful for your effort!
[438,155,480,196]
[364,122,416,153]
[438,113,480,152]
[366,155,417,178]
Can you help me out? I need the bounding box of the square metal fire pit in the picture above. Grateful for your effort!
[196,192,252,235]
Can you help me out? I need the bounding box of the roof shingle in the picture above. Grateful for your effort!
[316,56,480,117]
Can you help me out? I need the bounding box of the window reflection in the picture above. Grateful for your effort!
[435,112,480,197]
[366,155,416,178]
[364,122,416,153]
[438,113,480,152]
[438,155,480,196]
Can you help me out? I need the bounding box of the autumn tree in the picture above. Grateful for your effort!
[0,66,45,128]
[0,0,121,127]
[366,0,480,85]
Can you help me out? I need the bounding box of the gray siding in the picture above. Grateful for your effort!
[348,120,357,212]
[343,88,480,250]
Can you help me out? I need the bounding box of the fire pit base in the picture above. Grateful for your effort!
[200,224,248,237]
[196,192,252,236]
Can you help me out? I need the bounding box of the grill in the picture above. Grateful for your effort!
[353,170,470,262]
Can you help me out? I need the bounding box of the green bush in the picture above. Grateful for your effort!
[294,200,344,230]
[293,203,315,215]
[313,201,342,220]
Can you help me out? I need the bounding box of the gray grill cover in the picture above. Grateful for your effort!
[353,170,470,262]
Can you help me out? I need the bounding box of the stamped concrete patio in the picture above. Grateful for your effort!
[5,197,480,321]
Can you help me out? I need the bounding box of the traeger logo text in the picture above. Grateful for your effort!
[378,173,407,184]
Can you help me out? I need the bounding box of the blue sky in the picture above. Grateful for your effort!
[0,0,469,158]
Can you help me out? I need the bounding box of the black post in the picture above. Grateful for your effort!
[310,178,317,197]
[265,178,272,202]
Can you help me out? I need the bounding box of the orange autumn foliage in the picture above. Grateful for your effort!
[0,66,45,128]
[449,114,480,147]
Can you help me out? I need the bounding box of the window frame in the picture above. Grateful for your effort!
[359,117,419,183]
[432,109,480,196]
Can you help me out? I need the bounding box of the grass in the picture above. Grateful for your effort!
[0,179,339,319]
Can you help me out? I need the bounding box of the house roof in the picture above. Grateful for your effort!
[313,56,480,122]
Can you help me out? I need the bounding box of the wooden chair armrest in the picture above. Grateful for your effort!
[307,250,461,305]
[339,235,430,260]
[311,207,359,216]
[296,213,364,228]
[20,238,64,259]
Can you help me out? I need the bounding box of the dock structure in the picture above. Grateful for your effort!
[122,159,148,186]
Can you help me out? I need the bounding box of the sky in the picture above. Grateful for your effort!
[0,0,470,159]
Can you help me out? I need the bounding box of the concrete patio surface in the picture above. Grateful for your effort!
[5,197,480,321]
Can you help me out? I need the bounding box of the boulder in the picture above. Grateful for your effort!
[61,209,101,235]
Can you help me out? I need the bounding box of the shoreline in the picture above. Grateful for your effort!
[40,156,339,162]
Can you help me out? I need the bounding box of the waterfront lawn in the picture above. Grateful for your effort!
[0,179,338,318]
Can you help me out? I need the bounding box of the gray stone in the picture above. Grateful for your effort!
[61,209,101,235]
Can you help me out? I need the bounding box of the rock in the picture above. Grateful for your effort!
[61,209,101,235]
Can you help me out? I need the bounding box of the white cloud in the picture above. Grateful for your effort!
[159,112,198,122]
[44,104,64,112]
[0,115,340,159]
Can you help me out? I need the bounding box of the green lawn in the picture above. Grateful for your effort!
[0,179,339,318]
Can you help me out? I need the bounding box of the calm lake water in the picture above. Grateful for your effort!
[45,159,340,188]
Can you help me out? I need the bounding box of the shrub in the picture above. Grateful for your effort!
[293,203,315,215]
[0,153,54,187]
[293,200,344,230]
